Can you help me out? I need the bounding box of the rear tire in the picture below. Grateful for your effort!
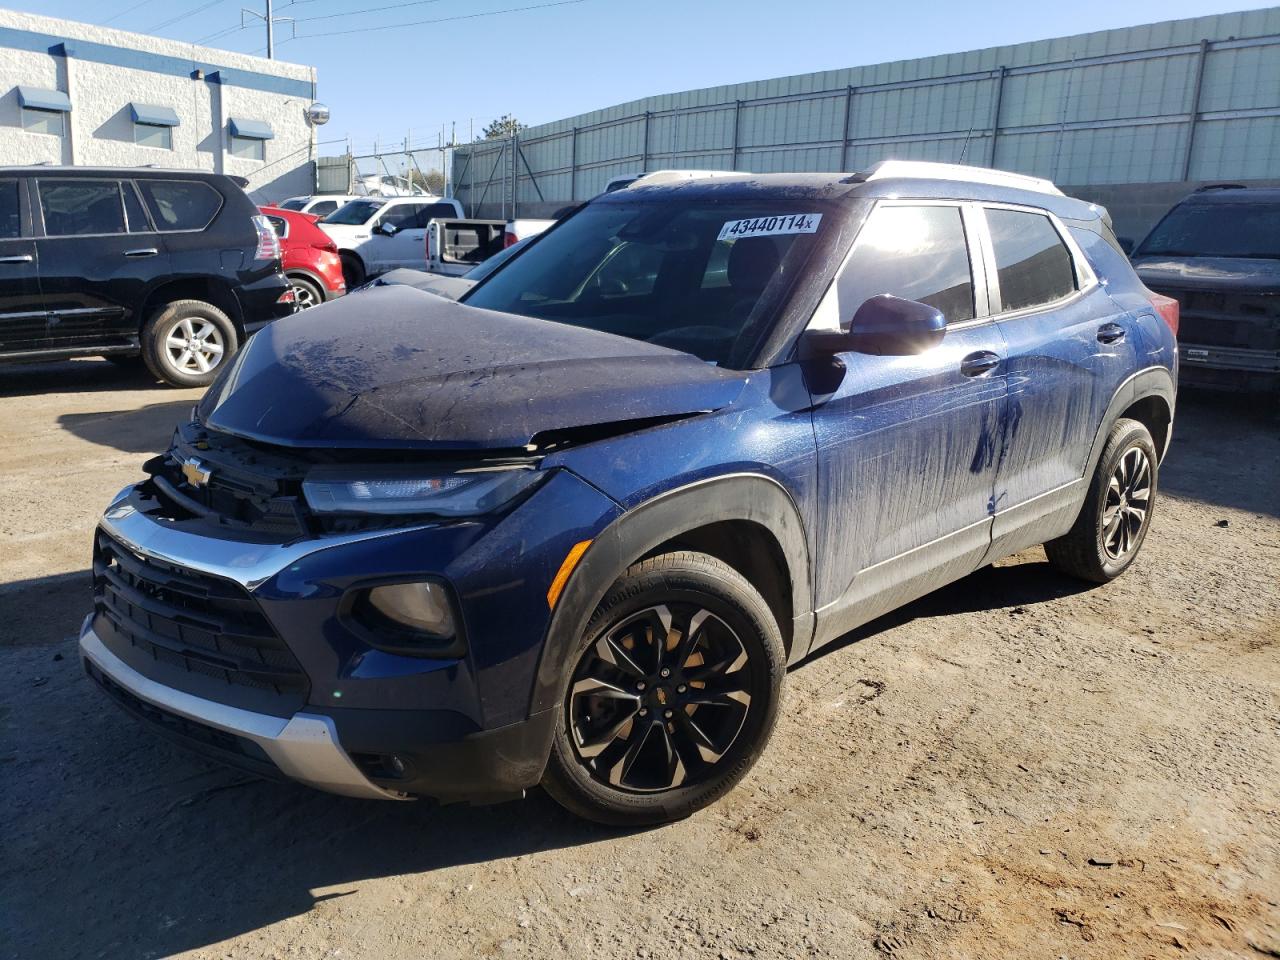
[1045,418,1158,583]
[340,253,366,290]
[140,300,238,388]
[541,551,785,826]
[288,275,325,310]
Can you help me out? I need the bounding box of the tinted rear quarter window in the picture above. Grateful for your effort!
[309,200,338,216]
[38,180,127,236]
[986,208,1076,312]
[138,180,223,231]
[837,204,975,322]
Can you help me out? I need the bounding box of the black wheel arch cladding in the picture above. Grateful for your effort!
[530,472,813,717]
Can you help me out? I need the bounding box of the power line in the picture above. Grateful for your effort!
[100,0,164,26]
[146,0,229,34]
[295,0,586,40]
[289,0,447,24]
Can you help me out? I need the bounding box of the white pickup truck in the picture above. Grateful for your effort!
[318,196,464,286]
[426,217,553,276]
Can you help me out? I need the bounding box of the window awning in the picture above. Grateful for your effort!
[17,86,71,112]
[130,103,180,127]
[228,117,274,140]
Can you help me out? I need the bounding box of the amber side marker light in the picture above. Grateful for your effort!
[547,539,593,609]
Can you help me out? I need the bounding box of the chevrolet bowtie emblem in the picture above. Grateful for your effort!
[181,458,213,487]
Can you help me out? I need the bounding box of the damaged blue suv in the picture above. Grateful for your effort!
[81,162,1178,825]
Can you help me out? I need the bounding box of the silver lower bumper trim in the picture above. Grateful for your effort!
[80,619,408,801]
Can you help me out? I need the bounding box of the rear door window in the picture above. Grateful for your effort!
[985,208,1076,312]
[837,204,975,322]
[137,180,223,232]
[308,200,339,216]
[0,180,21,239]
[38,180,127,236]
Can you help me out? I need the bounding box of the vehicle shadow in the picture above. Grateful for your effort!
[794,556,1092,669]
[0,357,164,397]
[1159,390,1280,518]
[57,399,196,455]
[0,569,91,647]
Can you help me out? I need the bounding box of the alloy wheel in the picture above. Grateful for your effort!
[291,281,319,309]
[164,317,225,375]
[567,602,756,793]
[1102,446,1151,560]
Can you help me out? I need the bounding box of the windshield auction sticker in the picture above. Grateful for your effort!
[717,213,823,241]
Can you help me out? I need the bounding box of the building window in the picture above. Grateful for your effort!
[136,124,173,150]
[229,135,265,161]
[17,86,71,137]
[129,103,179,151]
[227,117,274,163]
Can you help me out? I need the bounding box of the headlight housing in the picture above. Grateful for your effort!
[303,465,544,517]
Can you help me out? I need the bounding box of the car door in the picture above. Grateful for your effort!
[33,177,169,350]
[807,201,1008,641]
[364,201,432,274]
[0,176,46,354]
[974,204,1140,560]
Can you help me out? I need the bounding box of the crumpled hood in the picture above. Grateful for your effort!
[1133,256,1280,293]
[198,285,747,450]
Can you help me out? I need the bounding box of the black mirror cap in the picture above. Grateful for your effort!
[802,294,947,358]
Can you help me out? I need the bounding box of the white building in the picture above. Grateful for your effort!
[0,7,320,202]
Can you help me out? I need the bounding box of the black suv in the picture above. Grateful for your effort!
[1130,184,1280,395]
[0,167,296,387]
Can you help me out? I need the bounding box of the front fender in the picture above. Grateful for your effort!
[530,472,814,716]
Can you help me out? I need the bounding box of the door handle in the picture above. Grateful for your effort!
[124,248,159,258]
[960,351,1001,377]
[1097,322,1126,344]
[0,254,33,264]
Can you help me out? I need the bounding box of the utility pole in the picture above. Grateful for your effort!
[242,0,292,59]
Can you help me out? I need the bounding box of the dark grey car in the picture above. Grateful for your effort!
[1130,185,1280,395]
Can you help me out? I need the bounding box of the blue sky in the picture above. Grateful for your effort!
[19,0,1270,155]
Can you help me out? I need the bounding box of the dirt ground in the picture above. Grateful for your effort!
[1,358,1277,960]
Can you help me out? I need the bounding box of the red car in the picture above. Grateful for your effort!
[259,205,346,309]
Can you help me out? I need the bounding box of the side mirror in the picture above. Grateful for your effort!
[375,221,398,237]
[1117,236,1135,255]
[803,294,947,357]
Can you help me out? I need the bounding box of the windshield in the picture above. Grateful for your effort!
[1137,201,1280,259]
[322,199,385,225]
[461,199,830,367]
[464,238,529,282]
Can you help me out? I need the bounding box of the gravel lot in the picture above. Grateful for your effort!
[1,358,1277,960]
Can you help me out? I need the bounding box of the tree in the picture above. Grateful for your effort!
[408,168,446,194]
[479,114,526,141]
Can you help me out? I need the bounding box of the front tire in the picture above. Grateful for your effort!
[541,551,784,826]
[1045,418,1158,583]
[140,300,238,388]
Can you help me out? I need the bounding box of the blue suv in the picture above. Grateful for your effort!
[80,162,1178,825]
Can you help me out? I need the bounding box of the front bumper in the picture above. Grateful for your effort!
[1177,342,1280,392]
[81,619,404,800]
[81,470,620,802]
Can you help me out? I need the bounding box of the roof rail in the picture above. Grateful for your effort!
[856,160,1065,197]
[1194,182,1247,192]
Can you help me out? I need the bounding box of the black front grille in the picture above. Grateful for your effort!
[92,532,309,704]
[1149,286,1280,350]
